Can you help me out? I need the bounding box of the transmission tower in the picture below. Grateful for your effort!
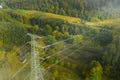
[27,33,44,80]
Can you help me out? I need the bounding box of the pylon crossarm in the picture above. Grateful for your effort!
[27,33,42,39]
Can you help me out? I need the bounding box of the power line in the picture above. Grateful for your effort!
[41,36,75,49]
[9,32,91,79]
[10,36,80,80]
[44,25,115,74]
[41,42,82,66]
[9,33,77,80]
[22,41,82,80]
[9,60,30,80]
[43,42,88,76]
[9,25,120,80]
[23,73,30,80]
[9,42,30,80]
[43,36,95,75]
[0,34,30,80]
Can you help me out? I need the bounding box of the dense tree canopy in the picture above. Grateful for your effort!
[5,0,120,21]
[85,60,103,80]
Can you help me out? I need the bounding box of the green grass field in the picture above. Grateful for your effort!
[86,18,120,28]
[3,9,120,28]
[13,9,81,24]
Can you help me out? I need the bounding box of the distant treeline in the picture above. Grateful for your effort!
[5,0,120,21]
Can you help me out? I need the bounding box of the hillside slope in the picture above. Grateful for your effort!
[4,0,120,20]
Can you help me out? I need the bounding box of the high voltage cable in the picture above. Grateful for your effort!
[41,36,76,49]
[9,33,100,79]
[10,37,80,80]
[23,41,84,80]
[44,42,89,75]
[43,35,97,75]
[9,60,30,80]
[10,32,79,79]
[9,42,30,80]
[9,25,120,80]
[41,41,83,66]
[24,41,83,79]
[46,25,118,71]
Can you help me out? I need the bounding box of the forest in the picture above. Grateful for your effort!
[0,0,120,80]
[3,0,120,21]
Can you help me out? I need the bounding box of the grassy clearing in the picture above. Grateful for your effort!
[86,19,120,27]
[98,19,120,26]
[4,9,120,28]
[13,9,81,24]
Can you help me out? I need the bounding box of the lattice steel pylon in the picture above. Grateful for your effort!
[27,33,44,80]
